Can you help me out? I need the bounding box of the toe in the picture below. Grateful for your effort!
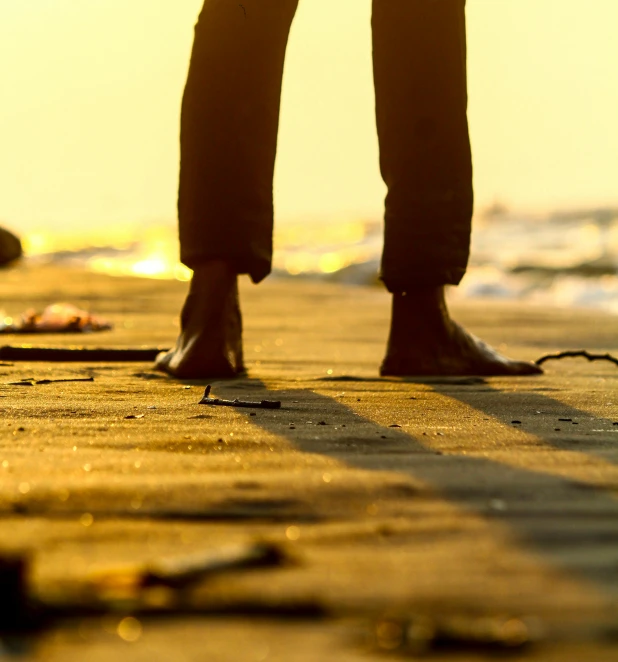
[154,350,173,373]
[513,360,544,375]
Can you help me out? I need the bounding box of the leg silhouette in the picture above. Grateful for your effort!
[159,0,541,378]
[373,0,540,376]
[157,0,298,378]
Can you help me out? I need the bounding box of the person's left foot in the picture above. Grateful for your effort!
[380,288,543,377]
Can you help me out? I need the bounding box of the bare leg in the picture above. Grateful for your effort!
[155,261,244,379]
[381,287,542,376]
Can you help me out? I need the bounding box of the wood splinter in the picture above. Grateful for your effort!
[535,350,618,367]
[199,385,281,410]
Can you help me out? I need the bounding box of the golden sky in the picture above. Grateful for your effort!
[1,0,617,232]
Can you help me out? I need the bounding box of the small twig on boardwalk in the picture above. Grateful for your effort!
[36,377,95,385]
[143,543,285,588]
[535,350,618,367]
[0,346,167,362]
[6,377,95,386]
[199,385,281,410]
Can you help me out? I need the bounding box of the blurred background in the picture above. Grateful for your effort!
[1,0,617,310]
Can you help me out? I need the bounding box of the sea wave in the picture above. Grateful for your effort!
[18,206,618,314]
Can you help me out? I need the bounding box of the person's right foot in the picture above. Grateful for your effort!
[155,261,245,379]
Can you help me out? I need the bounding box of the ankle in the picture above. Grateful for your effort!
[396,284,443,304]
[392,286,449,321]
[389,286,452,343]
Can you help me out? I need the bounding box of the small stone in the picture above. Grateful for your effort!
[558,418,572,422]
[490,499,507,511]
[555,428,561,431]
[80,513,94,527]
[389,424,401,428]
[285,525,301,541]
[117,616,142,642]
[318,421,327,426]
[250,412,256,417]
[511,420,522,425]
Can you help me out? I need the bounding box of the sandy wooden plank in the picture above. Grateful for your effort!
[1,265,618,659]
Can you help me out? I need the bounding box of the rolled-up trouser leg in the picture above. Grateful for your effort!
[179,0,299,282]
[373,0,473,292]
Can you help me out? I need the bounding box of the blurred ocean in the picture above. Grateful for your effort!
[13,205,618,314]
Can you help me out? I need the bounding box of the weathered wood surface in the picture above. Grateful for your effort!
[1,266,618,660]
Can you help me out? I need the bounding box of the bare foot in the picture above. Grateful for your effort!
[380,287,543,377]
[155,261,245,379]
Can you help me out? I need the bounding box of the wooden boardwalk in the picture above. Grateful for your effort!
[1,267,618,660]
